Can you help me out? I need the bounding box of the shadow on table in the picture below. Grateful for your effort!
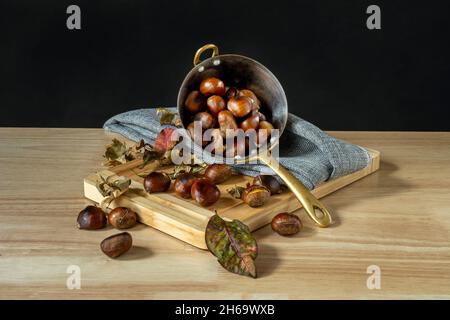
[117,246,152,261]
[256,243,280,278]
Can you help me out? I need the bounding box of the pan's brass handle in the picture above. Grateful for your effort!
[193,44,219,66]
[258,153,332,227]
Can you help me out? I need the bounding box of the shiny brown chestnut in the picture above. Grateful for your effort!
[204,164,233,184]
[253,175,282,195]
[218,110,238,137]
[77,206,107,230]
[184,90,205,113]
[207,95,226,117]
[227,96,253,118]
[238,89,260,109]
[108,207,137,229]
[193,111,216,129]
[191,179,221,207]
[271,212,302,236]
[200,77,226,96]
[144,172,171,193]
[240,113,260,132]
[174,172,198,198]
[100,232,133,258]
[241,185,271,207]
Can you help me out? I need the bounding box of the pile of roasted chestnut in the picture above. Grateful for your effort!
[77,205,137,258]
[184,77,274,154]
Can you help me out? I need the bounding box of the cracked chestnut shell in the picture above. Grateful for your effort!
[253,175,282,195]
[100,232,133,258]
[241,185,271,207]
[144,172,171,193]
[191,179,220,207]
[204,164,232,184]
[174,172,198,198]
[108,207,137,229]
[271,212,302,236]
[77,206,107,230]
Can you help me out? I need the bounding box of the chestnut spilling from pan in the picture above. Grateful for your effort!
[177,44,332,227]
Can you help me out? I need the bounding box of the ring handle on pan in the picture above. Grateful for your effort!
[193,44,219,66]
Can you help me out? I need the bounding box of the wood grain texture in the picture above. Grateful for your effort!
[84,148,379,249]
[0,128,449,299]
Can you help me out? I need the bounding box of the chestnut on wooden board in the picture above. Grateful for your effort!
[241,185,271,207]
[191,179,221,207]
[174,172,198,198]
[200,77,226,96]
[144,172,171,193]
[204,164,232,184]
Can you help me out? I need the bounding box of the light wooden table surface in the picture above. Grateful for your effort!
[0,128,449,299]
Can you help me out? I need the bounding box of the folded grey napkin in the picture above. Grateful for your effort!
[104,108,370,190]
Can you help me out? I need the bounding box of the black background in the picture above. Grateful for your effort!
[0,0,449,130]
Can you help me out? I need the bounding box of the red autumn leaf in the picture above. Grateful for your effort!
[154,128,179,153]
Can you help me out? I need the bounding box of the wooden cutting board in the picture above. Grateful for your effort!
[84,148,380,249]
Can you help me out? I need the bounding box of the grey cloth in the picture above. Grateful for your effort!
[104,108,370,190]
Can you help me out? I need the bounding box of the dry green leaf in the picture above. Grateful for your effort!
[205,214,258,278]
[103,139,129,166]
[167,163,207,180]
[157,107,182,127]
[227,185,246,199]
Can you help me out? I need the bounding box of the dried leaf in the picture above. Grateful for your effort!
[167,163,207,180]
[227,185,246,199]
[154,128,179,153]
[157,107,182,127]
[96,174,131,211]
[103,139,129,166]
[205,214,258,278]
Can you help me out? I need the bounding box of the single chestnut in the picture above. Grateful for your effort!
[218,110,238,137]
[207,95,226,117]
[225,87,239,100]
[191,179,221,207]
[108,207,137,229]
[227,96,253,118]
[77,206,107,230]
[238,89,260,109]
[174,172,198,198]
[144,172,171,193]
[253,175,282,195]
[193,112,216,129]
[184,90,205,113]
[200,77,226,96]
[240,113,260,132]
[271,212,302,236]
[204,164,233,184]
[241,185,271,207]
[100,232,133,258]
